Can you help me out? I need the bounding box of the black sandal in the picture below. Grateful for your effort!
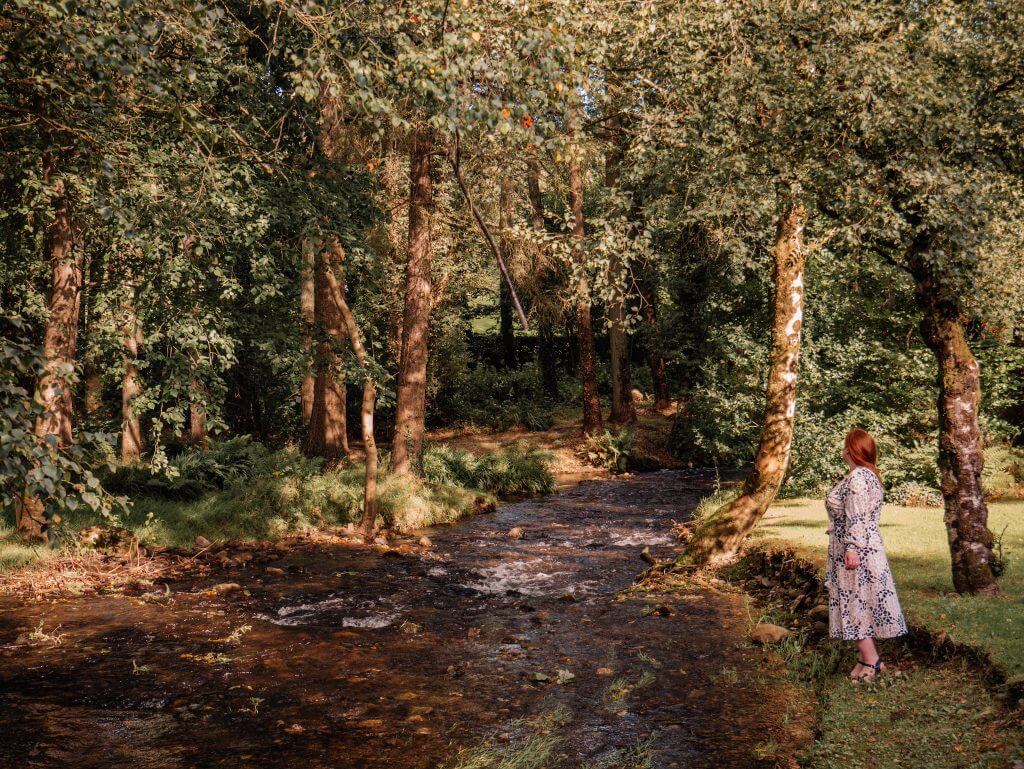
[851,658,884,683]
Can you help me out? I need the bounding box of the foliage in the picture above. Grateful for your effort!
[578,430,635,473]
[421,443,555,497]
[0,318,126,528]
[430,363,557,432]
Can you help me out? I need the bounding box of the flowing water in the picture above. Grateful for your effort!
[0,471,811,768]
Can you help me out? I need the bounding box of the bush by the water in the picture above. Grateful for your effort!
[420,443,555,496]
[578,429,635,472]
[81,439,556,548]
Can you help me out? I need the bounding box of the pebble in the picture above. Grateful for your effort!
[507,527,523,540]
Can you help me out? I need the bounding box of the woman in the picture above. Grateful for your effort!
[825,428,907,682]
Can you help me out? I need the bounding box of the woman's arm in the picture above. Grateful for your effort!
[843,470,872,568]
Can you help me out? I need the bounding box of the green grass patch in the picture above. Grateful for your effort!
[753,498,1024,685]
[803,660,1019,768]
[4,441,555,568]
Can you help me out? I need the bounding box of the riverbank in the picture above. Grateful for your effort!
[713,498,1024,768]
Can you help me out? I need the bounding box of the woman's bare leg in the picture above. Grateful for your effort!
[850,638,881,680]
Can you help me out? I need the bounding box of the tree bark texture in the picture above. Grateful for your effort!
[19,174,80,538]
[323,249,379,538]
[120,292,145,464]
[910,256,999,595]
[567,147,603,435]
[391,133,434,475]
[304,243,349,460]
[300,240,316,428]
[686,205,806,565]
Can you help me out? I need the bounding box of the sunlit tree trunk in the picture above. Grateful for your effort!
[189,395,208,448]
[391,132,434,475]
[305,244,350,460]
[686,204,806,565]
[567,144,603,435]
[498,176,516,368]
[120,290,145,464]
[527,156,559,400]
[19,171,80,538]
[910,254,999,595]
[323,246,378,538]
[605,141,636,425]
[300,240,316,428]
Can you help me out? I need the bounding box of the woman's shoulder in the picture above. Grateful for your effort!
[848,465,882,490]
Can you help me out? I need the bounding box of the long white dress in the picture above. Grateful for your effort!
[825,466,907,641]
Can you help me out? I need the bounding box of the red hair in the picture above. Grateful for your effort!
[845,428,881,480]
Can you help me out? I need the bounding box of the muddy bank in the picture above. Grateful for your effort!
[0,472,812,768]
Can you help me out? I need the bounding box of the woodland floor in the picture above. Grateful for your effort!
[0,470,816,769]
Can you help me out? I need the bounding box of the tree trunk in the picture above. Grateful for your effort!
[34,182,81,449]
[498,177,516,368]
[19,173,80,539]
[567,147,603,435]
[638,275,671,410]
[526,156,559,399]
[304,244,350,460]
[300,240,316,428]
[391,132,434,475]
[322,246,378,538]
[910,259,999,595]
[604,143,636,425]
[120,292,145,464]
[686,205,806,565]
[189,398,208,447]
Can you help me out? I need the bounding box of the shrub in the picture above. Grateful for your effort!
[429,363,556,431]
[421,443,555,496]
[890,481,943,508]
[578,429,635,472]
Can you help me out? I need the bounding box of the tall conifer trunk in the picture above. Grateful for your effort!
[391,133,434,475]
[909,254,999,595]
[567,145,603,435]
[686,204,806,564]
[300,240,316,428]
[304,244,349,460]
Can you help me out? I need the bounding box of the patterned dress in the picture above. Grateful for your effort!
[825,466,907,640]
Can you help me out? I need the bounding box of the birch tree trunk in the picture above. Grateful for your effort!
[567,145,603,435]
[391,132,434,475]
[120,290,145,464]
[526,156,559,400]
[322,246,379,538]
[300,240,316,429]
[686,204,806,565]
[910,256,999,595]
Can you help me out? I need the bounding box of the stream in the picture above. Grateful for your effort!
[0,470,811,768]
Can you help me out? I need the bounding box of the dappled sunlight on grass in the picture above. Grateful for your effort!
[756,499,1024,682]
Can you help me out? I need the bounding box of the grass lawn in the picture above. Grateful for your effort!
[755,498,1024,685]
